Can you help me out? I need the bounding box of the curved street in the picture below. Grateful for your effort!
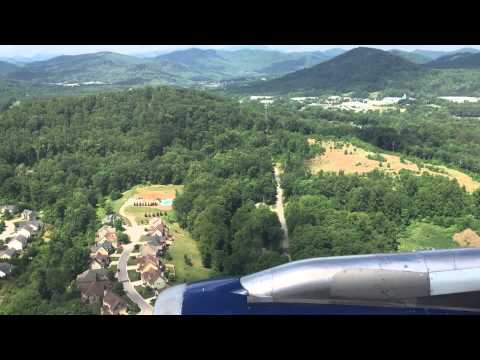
[117,199,153,315]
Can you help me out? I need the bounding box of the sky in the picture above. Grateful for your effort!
[0,45,479,59]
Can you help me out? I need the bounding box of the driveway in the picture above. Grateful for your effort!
[117,200,153,315]
[0,218,20,242]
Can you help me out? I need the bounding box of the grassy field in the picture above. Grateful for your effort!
[124,206,163,224]
[166,222,213,284]
[398,221,459,252]
[134,285,155,299]
[306,140,480,193]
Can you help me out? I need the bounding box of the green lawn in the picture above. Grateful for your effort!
[128,270,141,282]
[135,285,155,299]
[124,206,159,224]
[398,221,460,252]
[109,264,117,272]
[166,222,213,285]
[127,257,138,266]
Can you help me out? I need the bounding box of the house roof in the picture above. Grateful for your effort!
[100,241,114,251]
[76,268,109,283]
[0,248,17,258]
[82,281,111,298]
[140,243,160,257]
[138,255,159,266]
[141,268,162,284]
[10,234,28,246]
[103,291,126,313]
[0,262,14,274]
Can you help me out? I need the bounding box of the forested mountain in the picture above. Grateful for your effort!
[156,48,335,78]
[241,47,424,95]
[0,61,19,76]
[389,50,431,64]
[426,52,480,69]
[0,48,343,93]
[4,52,191,85]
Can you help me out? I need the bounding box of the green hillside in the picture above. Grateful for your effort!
[241,47,425,95]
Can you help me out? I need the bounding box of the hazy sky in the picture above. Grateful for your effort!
[1,45,479,58]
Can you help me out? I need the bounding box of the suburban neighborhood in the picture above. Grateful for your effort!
[0,206,44,277]
[74,189,179,315]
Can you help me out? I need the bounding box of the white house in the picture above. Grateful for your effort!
[16,228,31,239]
[7,235,28,251]
[22,209,36,221]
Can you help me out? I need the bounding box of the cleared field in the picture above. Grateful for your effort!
[166,222,213,285]
[453,228,480,248]
[112,184,183,213]
[398,222,459,252]
[306,140,480,193]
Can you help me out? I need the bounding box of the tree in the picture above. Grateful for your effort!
[117,232,130,244]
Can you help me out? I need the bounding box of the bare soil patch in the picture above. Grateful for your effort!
[306,141,480,193]
[453,228,480,247]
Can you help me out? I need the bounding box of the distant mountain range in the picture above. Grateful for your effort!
[426,51,480,69]
[0,48,348,86]
[2,47,480,101]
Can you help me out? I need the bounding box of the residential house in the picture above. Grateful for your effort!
[16,228,31,240]
[22,209,36,221]
[90,241,114,258]
[18,220,43,238]
[102,290,128,315]
[141,268,166,290]
[76,268,110,286]
[90,244,109,258]
[79,280,112,305]
[0,262,14,278]
[96,225,117,243]
[99,240,115,252]
[140,242,161,258]
[7,234,28,251]
[0,248,17,260]
[0,205,17,215]
[137,255,160,273]
[102,214,121,225]
[89,253,110,270]
[147,218,168,238]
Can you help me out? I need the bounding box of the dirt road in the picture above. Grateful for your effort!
[274,164,291,261]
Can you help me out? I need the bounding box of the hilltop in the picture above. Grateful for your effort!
[426,52,480,69]
[241,47,424,95]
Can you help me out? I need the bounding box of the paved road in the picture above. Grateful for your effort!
[0,218,21,241]
[274,164,291,262]
[117,200,153,315]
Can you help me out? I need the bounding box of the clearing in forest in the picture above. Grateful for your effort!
[453,228,480,248]
[305,140,480,193]
[112,184,183,213]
